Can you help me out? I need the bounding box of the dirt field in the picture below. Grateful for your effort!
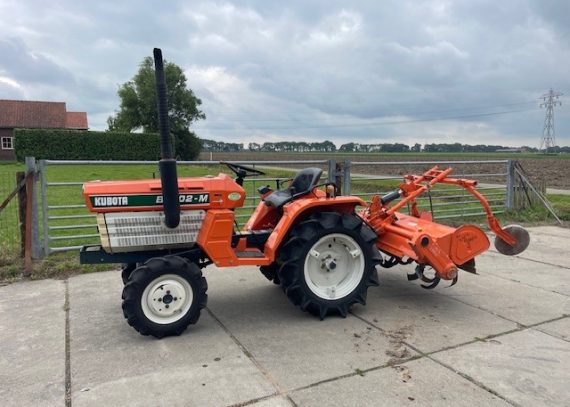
[201,152,570,189]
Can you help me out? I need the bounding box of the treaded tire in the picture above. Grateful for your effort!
[278,212,380,319]
[121,263,137,285]
[121,256,207,338]
[260,263,280,285]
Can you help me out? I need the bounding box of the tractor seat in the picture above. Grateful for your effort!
[264,167,323,209]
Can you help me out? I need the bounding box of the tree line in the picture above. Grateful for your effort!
[200,139,570,153]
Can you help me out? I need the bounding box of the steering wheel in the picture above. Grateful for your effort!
[221,162,266,185]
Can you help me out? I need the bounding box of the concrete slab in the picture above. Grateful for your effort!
[534,317,570,342]
[433,329,570,406]
[0,279,65,407]
[69,271,275,407]
[505,228,570,267]
[352,271,518,353]
[290,357,509,406]
[525,226,570,238]
[205,266,405,391]
[437,265,570,326]
[478,252,570,296]
[250,396,294,406]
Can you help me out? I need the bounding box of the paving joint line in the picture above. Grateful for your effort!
[350,310,531,406]
[231,311,422,406]
[488,249,570,270]
[481,272,569,298]
[528,314,570,343]
[432,289,528,327]
[64,279,71,407]
[426,353,521,406]
[205,307,288,405]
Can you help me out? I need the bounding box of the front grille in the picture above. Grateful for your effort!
[98,210,205,253]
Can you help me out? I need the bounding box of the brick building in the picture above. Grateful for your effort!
[0,100,88,161]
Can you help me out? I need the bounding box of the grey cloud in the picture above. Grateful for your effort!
[0,0,567,146]
[0,37,75,85]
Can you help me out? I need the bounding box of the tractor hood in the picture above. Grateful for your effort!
[83,173,245,213]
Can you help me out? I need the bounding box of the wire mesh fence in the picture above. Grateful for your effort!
[0,170,21,259]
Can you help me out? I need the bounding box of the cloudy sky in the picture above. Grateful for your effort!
[1,0,568,147]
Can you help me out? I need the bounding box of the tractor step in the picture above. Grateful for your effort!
[235,251,265,258]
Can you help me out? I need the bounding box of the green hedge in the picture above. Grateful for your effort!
[14,129,164,161]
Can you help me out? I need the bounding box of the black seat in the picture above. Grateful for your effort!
[264,167,323,209]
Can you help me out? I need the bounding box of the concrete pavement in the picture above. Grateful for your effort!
[1,226,569,406]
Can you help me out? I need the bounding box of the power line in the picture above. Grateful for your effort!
[539,89,563,153]
[201,100,537,123]
[194,107,536,131]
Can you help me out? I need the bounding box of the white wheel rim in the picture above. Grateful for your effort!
[303,233,365,300]
[141,274,193,324]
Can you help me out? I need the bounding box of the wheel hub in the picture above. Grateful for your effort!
[141,275,193,324]
[304,233,365,300]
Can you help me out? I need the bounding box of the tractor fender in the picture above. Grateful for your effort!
[264,196,367,260]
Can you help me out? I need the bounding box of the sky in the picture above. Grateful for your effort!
[0,0,568,148]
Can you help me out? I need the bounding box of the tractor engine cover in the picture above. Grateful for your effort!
[83,173,245,253]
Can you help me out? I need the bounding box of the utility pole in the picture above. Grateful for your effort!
[539,89,563,154]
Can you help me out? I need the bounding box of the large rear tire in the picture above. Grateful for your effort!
[121,256,207,338]
[278,212,380,319]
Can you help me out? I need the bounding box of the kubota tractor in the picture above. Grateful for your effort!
[79,49,529,338]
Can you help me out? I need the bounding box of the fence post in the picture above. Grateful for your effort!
[505,160,515,210]
[342,160,351,196]
[25,157,42,260]
[39,160,50,258]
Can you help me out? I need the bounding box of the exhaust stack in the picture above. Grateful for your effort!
[153,48,180,228]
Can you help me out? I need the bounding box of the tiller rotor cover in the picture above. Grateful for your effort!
[361,166,529,285]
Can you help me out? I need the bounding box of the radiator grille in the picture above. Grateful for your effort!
[98,210,205,253]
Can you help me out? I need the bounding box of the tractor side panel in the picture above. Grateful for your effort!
[196,209,237,267]
[264,196,367,260]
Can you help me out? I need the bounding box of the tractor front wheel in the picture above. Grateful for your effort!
[278,212,380,319]
[121,256,207,338]
[121,263,137,284]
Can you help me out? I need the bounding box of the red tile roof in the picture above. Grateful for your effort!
[0,99,88,130]
[66,112,88,129]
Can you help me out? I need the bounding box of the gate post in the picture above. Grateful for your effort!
[505,160,515,210]
[342,160,351,196]
[327,159,336,186]
[38,160,49,258]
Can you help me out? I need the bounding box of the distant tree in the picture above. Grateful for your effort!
[107,56,205,160]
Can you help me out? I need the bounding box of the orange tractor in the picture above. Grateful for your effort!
[80,49,529,338]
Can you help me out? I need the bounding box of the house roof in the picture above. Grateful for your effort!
[0,99,88,130]
[66,112,89,129]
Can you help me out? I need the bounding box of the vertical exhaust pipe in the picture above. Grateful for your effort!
[153,48,180,228]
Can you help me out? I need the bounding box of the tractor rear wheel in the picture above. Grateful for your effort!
[260,263,280,285]
[278,212,380,319]
[121,256,207,338]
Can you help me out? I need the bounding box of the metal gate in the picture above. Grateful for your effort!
[33,157,513,257]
